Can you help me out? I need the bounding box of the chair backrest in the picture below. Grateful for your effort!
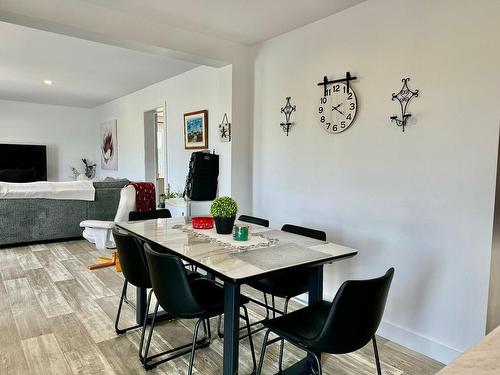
[143,243,203,318]
[129,209,172,221]
[315,268,395,354]
[239,215,270,228]
[113,185,136,222]
[112,227,151,288]
[281,224,326,241]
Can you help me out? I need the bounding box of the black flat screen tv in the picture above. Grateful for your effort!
[0,144,47,182]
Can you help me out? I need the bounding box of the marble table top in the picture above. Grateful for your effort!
[438,325,500,374]
[116,217,357,282]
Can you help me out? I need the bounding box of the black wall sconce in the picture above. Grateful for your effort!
[390,78,419,132]
[280,97,296,136]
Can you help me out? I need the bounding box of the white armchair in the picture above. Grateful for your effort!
[80,185,136,250]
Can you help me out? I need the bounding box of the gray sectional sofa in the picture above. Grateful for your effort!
[0,180,128,247]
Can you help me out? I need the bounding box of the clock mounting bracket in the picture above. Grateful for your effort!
[317,71,357,97]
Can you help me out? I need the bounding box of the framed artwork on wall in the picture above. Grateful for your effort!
[100,119,118,170]
[184,110,208,150]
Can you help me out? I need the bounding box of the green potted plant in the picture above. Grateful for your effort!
[210,196,238,234]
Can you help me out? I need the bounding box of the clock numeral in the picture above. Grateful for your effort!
[325,123,331,129]
[349,103,355,110]
[341,121,346,128]
[320,97,327,104]
[333,84,340,92]
[320,116,325,123]
[318,106,324,114]
[333,124,338,132]
[346,113,352,120]
[347,92,353,100]
[325,88,331,96]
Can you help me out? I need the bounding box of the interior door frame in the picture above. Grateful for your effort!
[143,101,167,198]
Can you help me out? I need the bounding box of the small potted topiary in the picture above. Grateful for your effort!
[210,196,238,234]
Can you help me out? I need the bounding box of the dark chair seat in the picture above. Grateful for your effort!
[142,244,257,373]
[256,268,395,375]
[185,277,251,318]
[263,301,331,347]
[248,270,309,298]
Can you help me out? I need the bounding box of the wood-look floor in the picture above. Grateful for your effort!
[0,240,444,375]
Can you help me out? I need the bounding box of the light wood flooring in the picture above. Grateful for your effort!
[0,240,444,375]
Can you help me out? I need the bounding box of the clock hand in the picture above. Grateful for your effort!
[332,103,344,115]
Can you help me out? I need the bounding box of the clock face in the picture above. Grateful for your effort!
[318,83,358,134]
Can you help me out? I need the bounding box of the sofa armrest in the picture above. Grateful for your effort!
[80,220,114,229]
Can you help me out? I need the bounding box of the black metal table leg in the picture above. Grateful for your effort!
[223,281,240,375]
[136,286,147,325]
[307,266,324,369]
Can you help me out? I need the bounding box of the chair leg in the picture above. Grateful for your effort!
[188,319,204,375]
[114,280,127,334]
[263,293,270,320]
[139,289,154,363]
[115,279,144,335]
[143,301,160,370]
[278,297,291,371]
[272,295,276,318]
[219,292,271,339]
[242,305,257,374]
[372,336,382,375]
[202,318,212,342]
[256,329,272,375]
[312,352,322,375]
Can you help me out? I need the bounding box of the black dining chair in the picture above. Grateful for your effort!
[247,224,326,370]
[257,268,395,375]
[112,227,154,362]
[128,209,171,221]
[248,224,326,316]
[142,243,257,373]
[239,214,270,228]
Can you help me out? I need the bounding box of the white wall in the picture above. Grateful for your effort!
[93,65,232,198]
[252,0,500,364]
[0,99,95,181]
[0,1,254,213]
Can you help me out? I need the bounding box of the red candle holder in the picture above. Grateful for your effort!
[192,216,214,229]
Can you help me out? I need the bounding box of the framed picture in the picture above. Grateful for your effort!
[184,110,208,150]
[100,119,118,170]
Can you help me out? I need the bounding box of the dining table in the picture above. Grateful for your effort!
[116,217,358,375]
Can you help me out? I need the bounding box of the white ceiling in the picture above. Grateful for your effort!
[0,21,199,108]
[86,0,368,45]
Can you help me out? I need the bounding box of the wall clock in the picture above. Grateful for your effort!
[317,72,358,134]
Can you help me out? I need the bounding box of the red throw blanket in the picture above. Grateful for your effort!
[127,182,156,212]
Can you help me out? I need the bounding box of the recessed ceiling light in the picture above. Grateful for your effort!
[43,80,53,85]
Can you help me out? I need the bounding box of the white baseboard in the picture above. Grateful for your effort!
[378,320,462,365]
[292,296,462,365]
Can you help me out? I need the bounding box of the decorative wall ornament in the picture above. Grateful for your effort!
[218,113,231,142]
[390,78,419,132]
[184,110,208,149]
[317,72,358,134]
[280,97,296,136]
[70,158,96,180]
[100,119,118,170]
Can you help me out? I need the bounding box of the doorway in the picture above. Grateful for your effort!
[144,105,166,202]
[487,127,500,333]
